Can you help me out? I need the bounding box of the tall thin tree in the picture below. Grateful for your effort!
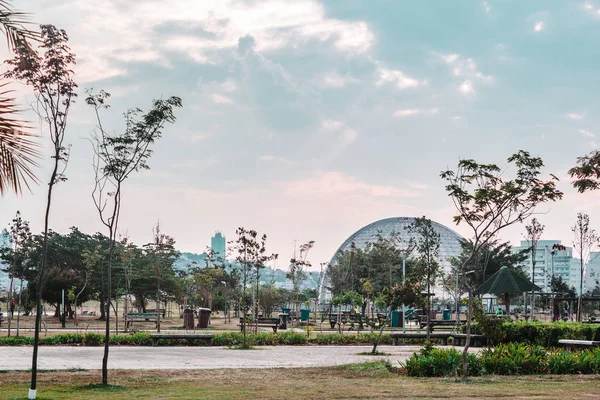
[86,90,181,385]
[408,216,441,341]
[524,218,544,316]
[571,213,598,322]
[5,25,76,400]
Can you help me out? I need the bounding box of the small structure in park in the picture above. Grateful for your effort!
[476,266,540,315]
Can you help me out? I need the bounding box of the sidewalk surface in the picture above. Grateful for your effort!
[0,345,423,370]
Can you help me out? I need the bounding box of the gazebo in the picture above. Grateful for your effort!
[476,266,540,315]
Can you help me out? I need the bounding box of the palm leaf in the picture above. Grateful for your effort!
[0,83,40,194]
[0,1,40,195]
[0,0,39,52]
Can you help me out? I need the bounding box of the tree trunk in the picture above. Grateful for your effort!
[371,311,389,354]
[7,275,14,337]
[462,291,473,381]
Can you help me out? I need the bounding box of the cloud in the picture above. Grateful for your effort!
[258,155,294,165]
[321,72,360,88]
[376,67,422,89]
[321,119,345,130]
[210,93,234,104]
[220,79,237,92]
[580,129,596,138]
[566,113,583,120]
[534,21,545,32]
[483,2,491,13]
[435,52,492,94]
[189,133,211,142]
[321,119,358,146]
[459,80,475,94]
[52,0,375,82]
[393,108,438,117]
[284,171,422,198]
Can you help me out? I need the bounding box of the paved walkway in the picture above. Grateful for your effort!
[0,345,425,370]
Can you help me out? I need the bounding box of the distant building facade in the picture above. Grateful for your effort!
[211,232,226,262]
[511,240,600,295]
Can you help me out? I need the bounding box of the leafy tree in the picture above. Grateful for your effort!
[5,25,77,398]
[441,150,563,380]
[86,89,181,385]
[571,213,599,321]
[0,211,32,336]
[230,227,277,347]
[287,241,314,309]
[524,217,544,315]
[143,223,179,333]
[407,216,441,341]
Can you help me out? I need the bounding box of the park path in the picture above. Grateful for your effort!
[0,345,425,370]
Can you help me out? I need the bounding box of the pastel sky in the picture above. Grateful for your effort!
[2,0,600,269]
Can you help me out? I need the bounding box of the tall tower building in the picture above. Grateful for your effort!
[211,231,226,263]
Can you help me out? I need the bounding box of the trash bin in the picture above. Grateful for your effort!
[197,308,211,329]
[281,308,291,322]
[391,310,403,327]
[442,309,451,321]
[278,313,288,330]
[300,309,310,321]
[183,308,194,329]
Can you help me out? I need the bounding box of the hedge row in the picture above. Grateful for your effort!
[403,342,600,376]
[465,321,600,347]
[0,332,399,347]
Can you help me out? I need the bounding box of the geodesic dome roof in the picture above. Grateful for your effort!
[330,217,465,272]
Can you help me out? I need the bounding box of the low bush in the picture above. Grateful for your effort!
[464,321,600,347]
[403,342,600,376]
[402,342,482,377]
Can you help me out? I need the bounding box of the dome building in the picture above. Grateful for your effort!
[321,217,466,302]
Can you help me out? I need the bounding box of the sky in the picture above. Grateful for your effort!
[2,0,600,270]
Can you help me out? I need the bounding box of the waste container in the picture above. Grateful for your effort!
[391,310,403,327]
[278,313,288,330]
[197,308,211,329]
[300,309,310,321]
[442,309,451,320]
[183,308,194,329]
[281,308,291,322]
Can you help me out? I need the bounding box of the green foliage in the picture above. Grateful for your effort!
[470,299,506,345]
[403,342,600,376]
[402,345,482,377]
[480,343,547,374]
[313,333,393,345]
[465,321,600,347]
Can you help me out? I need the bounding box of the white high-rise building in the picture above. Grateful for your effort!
[511,240,573,293]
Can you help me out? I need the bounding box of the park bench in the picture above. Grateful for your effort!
[328,313,349,329]
[147,308,167,317]
[124,312,159,328]
[150,334,213,347]
[419,318,466,331]
[239,317,282,332]
[389,332,487,347]
[558,339,600,351]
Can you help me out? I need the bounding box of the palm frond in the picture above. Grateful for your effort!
[0,82,40,194]
[0,0,39,52]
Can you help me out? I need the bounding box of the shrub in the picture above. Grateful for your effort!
[480,343,547,375]
[464,321,600,347]
[402,344,482,377]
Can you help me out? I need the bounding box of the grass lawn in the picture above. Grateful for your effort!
[1,362,599,399]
